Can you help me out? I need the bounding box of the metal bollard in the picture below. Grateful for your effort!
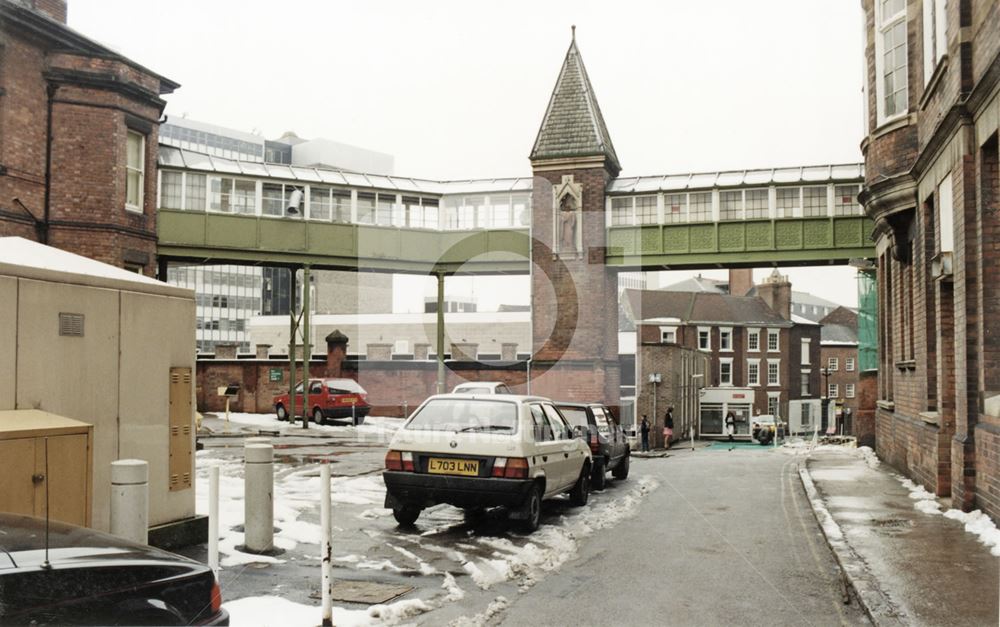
[208,465,220,573]
[244,443,274,553]
[110,459,149,545]
[320,464,333,626]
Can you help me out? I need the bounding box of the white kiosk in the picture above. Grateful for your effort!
[699,387,755,439]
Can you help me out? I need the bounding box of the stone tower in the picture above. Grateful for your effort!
[528,30,621,410]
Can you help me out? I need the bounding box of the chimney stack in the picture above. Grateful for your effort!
[728,269,754,296]
[756,269,792,320]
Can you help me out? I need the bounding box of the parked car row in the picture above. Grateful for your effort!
[382,393,630,531]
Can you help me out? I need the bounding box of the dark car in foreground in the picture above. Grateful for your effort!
[554,402,630,490]
[0,513,227,626]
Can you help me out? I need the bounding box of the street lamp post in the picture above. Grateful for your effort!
[690,373,704,451]
[820,367,832,433]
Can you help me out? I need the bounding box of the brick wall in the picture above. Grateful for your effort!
[0,6,172,275]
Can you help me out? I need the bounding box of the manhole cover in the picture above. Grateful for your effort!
[873,518,912,529]
[328,580,413,604]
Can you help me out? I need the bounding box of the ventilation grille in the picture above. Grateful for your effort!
[58,313,85,337]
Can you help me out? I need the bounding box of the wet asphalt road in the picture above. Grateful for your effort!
[499,445,870,627]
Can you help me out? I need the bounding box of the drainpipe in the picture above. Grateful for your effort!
[41,83,58,244]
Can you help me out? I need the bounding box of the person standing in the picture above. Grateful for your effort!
[725,410,736,442]
[640,415,651,452]
[663,406,675,450]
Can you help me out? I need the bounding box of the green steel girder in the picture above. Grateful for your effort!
[157,210,876,273]
[156,209,532,275]
[604,216,876,269]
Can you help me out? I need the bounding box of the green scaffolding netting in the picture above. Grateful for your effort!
[857,269,878,372]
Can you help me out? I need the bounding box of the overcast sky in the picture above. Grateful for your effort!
[70,0,867,310]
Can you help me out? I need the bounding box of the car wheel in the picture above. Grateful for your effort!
[312,408,324,424]
[275,405,287,421]
[591,459,607,491]
[569,465,590,506]
[392,505,421,526]
[612,453,630,480]
[519,484,543,532]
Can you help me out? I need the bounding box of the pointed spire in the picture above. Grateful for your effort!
[530,30,621,176]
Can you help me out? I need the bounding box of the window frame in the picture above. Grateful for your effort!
[875,0,909,125]
[846,357,856,372]
[659,326,677,344]
[719,327,733,352]
[747,329,760,352]
[767,360,780,387]
[747,359,760,387]
[828,383,840,399]
[125,130,146,213]
[846,383,856,399]
[719,358,734,387]
[698,326,711,352]
[767,329,780,352]
[827,357,839,371]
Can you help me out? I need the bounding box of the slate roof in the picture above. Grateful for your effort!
[623,289,791,327]
[530,36,621,175]
[821,324,859,345]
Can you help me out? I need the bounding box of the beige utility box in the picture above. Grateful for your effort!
[0,410,93,527]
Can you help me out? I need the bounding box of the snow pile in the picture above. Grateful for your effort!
[858,446,881,469]
[895,474,1000,555]
[448,596,510,627]
[458,476,659,592]
[224,594,432,627]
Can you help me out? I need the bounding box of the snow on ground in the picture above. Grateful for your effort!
[893,473,1000,555]
[224,595,432,627]
[216,412,403,441]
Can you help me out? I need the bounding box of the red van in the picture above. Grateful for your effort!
[274,378,370,425]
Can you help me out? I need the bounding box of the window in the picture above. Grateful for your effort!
[768,361,780,386]
[310,186,332,221]
[357,192,376,224]
[776,187,800,218]
[210,177,256,214]
[834,185,861,216]
[801,372,811,396]
[659,327,677,343]
[801,338,811,364]
[846,383,856,399]
[689,192,712,222]
[768,394,780,418]
[767,329,779,352]
[262,183,291,217]
[745,189,768,219]
[828,383,839,399]
[720,190,742,221]
[748,329,760,352]
[635,196,657,224]
[376,193,395,226]
[802,403,812,427]
[611,197,632,225]
[664,193,686,223]
[125,131,145,212]
[827,357,839,371]
[332,190,351,222]
[720,328,732,352]
[160,171,182,209]
[747,360,760,386]
[185,173,206,211]
[922,0,947,84]
[720,359,733,386]
[542,404,571,440]
[698,327,711,351]
[877,0,908,122]
[846,357,856,372]
[802,186,827,217]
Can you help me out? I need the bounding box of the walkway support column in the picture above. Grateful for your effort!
[288,267,298,425]
[436,271,445,394]
[301,265,311,429]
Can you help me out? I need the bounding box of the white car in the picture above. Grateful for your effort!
[383,394,593,531]
[451,381,513,394]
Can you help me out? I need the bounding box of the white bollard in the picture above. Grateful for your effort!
[209,465,220,574]
[245,436,272,446]
[110,459,148,545]
[244,443,274,553]
[321,463,333,627]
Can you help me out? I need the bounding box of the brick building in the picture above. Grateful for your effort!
[0,0,177,275]
[624,270,823,435]
[818,306,861,430]
[859,0,1000,517]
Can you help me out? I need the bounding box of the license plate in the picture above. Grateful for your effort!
[427,458,479,476]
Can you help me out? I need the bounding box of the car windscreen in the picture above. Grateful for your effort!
[557,407,590,429]
[405,399,518,434]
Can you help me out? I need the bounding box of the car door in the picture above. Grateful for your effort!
[594,406,623,462]
[542,403,584,490]
[528,403,568,496]
[307,380,324,414]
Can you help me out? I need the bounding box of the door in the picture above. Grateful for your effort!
[292,381,306,414]
[0,438,36,517]
[542,404,583,490]
[44,434,89,525]
[307,380,323,414]
[528,404,567,495]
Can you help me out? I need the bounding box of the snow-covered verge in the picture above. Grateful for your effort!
[211,412,403,440]
[224,595,433,627]
[894,474,1000,555]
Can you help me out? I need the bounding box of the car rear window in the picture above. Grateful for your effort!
[406,399,518,433]
[592,407,611,433]
[558,407,590,429]
[454,386,491,394]
[325,379,366,394]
